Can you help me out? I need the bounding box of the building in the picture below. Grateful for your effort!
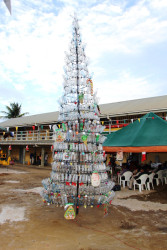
[0,95,167,166]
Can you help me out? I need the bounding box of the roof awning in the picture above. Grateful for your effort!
[103,146,167,153]
[103,112,167,152]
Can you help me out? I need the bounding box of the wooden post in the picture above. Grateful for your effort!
[109,122,111,134]
[23,147,26,165]
[8,147,11,157]
[37,126,39,141]
[41,147,45,167]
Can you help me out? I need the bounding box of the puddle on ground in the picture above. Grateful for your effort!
[0,205,27,224]
[0,169,27,174]
[158,227,167,232]
[112,198,167,211]
[4,180,20,184]
[11,187,42,194]
[0,173,9,176]
[120,220,137,230]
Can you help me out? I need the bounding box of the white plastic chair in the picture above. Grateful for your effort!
[154,170,163,186]
[134,174,149,192]
[163,170,167,184]
[120,171,133,188]
[147,172,155,190]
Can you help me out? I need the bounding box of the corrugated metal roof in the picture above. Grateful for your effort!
[0,111,59,128]
[0,95,167,128]
[99,95,167,117]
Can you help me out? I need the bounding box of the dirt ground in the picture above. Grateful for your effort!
[0,165,167,250]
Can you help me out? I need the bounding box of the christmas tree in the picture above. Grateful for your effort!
[41,14,115,215]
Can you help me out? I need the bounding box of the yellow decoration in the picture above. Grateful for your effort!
[58,124,61,128]
[90,82,93,96]
[138,118,140,123]
[101,121,104,125]
[16,127,18,131]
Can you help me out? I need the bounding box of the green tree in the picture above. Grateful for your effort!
[0,102,28,119]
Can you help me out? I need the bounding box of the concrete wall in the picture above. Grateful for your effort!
[0,145,53,166]
[146,152,167,164]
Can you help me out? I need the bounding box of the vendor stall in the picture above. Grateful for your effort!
[103,112,167,164]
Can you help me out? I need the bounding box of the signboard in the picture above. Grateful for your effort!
[116,150,123,161]
[91,171,100,187]
[64,205,75,220]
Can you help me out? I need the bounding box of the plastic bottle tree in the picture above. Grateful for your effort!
[41,15,115,214]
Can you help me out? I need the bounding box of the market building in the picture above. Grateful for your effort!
[0,95,167,166]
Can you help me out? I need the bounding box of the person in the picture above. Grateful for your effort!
[153,165,162,179]
[30,153,34,165]
[37,154,41,165]
[34,152,37,165]
[110,155,116,174]
[127,154,133,167]
[162,162,167,170]
[117,164,130,184]
[129,168,147,190]
[120,164,129,176]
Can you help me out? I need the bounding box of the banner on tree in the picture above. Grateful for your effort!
[91,171,100,187]
[64,204,76,220]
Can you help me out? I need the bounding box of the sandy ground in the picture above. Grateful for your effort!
[0,165,167,250]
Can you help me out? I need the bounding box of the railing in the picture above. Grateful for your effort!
[0,130,54,142]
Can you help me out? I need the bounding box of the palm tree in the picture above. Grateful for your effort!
[0,102,28,119]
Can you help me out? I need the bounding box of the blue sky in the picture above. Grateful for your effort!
[0,0,167,116]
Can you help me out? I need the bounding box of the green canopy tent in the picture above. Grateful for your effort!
[103,112,167,152]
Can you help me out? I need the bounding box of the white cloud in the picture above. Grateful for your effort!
[150,0,167,9]
[13,83,25,91]
[95,71,155,104]
[0,0,167,115]
[80,0,167,60]
[90,1,123,14]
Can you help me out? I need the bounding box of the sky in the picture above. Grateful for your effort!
[0,0,167,117]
